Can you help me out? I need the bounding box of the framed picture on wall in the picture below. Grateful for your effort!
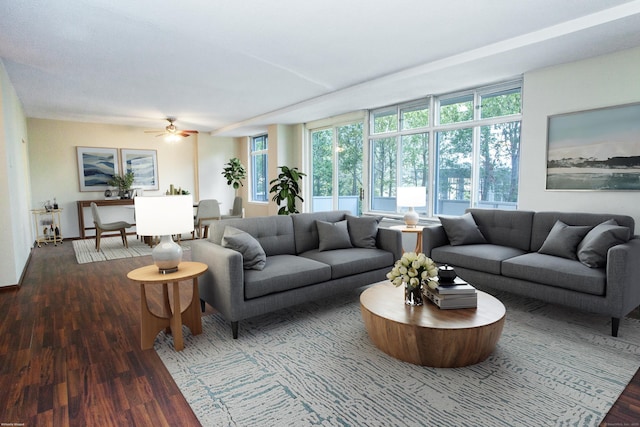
[546,102,640,191]
[121,149,159,190]
[76,146,119,192]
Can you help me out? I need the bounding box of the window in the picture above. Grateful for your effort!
[369,80,522,218]
[250,135,268,202]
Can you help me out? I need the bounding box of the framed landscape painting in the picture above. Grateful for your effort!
[546,102,640,191]
[77,146,119,192]
[121,149,159,190]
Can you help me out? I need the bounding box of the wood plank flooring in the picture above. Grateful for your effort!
[0,240,638,425]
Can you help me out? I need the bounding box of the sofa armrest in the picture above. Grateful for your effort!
[422,225,450,257]
[607,236,640,316]
[377,227,403,261]
[190,239,244,321]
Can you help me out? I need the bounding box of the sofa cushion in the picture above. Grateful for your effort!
[439,212,487,246]
[222,226,266,270]
[292,211,349,254]
[346,214,382,249]
[467,208,534,251]
[300,248,394,280]
[502,252,605,296]
[209,215,295,256]
[244,255,332,299]
[538,220,591,260]
[577,219,631,268]
[431,244,526,275]
[316,220,353,251]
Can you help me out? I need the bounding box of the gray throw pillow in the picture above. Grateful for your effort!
[439,212,487,246]
[538,220,591,260]
[222,226,266,270]
[346,214,382,248]
[577,219,630,268]
[316,220,353,251]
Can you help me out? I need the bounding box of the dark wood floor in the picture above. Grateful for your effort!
[0,239,638,426]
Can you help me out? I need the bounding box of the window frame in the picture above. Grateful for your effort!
[249,134,268,203]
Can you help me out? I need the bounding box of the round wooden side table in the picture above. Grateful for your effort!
[360,281,505,367]
[127,261,207,351]
[390,225,425,253]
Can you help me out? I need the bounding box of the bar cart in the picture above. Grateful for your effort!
[31,208,63,247]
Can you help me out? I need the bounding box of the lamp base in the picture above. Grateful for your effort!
[152,235,183,274]
[404,207,419,228]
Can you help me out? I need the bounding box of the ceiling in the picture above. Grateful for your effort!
[2,0,640,137]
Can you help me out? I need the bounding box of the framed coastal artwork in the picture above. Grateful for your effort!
[121,149,159,190]
[76,146,119,192]
[546,102,640,191]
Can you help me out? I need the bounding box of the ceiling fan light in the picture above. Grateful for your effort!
[165,134,181,143]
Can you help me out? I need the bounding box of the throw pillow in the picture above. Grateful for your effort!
[316,220,353,251]
[346,214,383,248]
[222,226,266,270]
[577,219,631,268]
[538,220,591,260]
[439,212,487,246]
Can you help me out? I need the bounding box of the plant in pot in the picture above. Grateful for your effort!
[108,171,135,199]
[269,166,306,215]
[221,158,247,195]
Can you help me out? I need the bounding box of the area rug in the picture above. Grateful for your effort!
[155,289,640,427]
[72,235,190,264]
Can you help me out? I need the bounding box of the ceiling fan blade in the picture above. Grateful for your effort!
[144,130,164,133]
[178,132,192,138]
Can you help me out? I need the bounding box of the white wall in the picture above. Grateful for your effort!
[196,134,241,215]
[0,61,31,287]
[28,119,197,238]
[520,46,640,228]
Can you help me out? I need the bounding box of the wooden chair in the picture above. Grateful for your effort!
[193,199,221,239]
[90,202,133,252]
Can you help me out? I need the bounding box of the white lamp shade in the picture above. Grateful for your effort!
[134,195,194,236]
[397,187,426,208]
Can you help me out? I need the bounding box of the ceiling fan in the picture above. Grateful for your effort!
[144,118,198,141]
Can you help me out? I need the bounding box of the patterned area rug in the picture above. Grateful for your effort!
[72,235,190,264]
[156,288,640,427]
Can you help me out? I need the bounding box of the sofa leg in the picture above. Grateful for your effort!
[231,321,239,339]
[200,299,205,313]
[612,317,620,337]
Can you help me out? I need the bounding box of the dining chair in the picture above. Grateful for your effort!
[90,202,133,252]
[193,199,221,239]
[221,196,243,219]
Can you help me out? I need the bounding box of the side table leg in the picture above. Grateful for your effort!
[171,281,185,351]
[181,277,203,336]
[140,284,170,350]
[162,283,171,334]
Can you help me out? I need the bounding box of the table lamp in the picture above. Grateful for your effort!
[135,195,194,274]
[397,186,426,228]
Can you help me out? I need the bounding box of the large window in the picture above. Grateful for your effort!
[369,81,521,218]
[250,135,268,202]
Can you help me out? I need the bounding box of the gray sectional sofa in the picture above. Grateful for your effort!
[191,211,402,338]
[423,208,640,336]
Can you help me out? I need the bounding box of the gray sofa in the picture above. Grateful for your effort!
[423,208,640,336]
[191,211,402,338]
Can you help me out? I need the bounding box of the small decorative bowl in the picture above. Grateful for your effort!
[438,264,457,283]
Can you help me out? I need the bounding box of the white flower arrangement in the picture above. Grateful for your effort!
[386,252,439,290]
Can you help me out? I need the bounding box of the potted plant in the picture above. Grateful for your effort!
[221,158,247,195]
[269,166,306,215]
[108,171,135,199]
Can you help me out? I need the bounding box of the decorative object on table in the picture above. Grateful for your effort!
[424,278,477,309]
[134,195,194,274]
[222,157,247,195]
[438,264,457,282]
[546,102,640,191]
[107,171,135,199]
[76,146,120,192]
[396,186,426,227]
[269,166,306,215]
[121,149,159,190]
[386,252,439,306]
[166,184,190,195]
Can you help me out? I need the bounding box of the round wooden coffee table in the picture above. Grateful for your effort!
[360,281,505,367]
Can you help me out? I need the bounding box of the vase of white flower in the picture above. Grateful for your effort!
[386,252,439,306]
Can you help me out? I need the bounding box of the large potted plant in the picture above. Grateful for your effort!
[269,166,306,215]
[221,158,247,195]
[108,171,135,199]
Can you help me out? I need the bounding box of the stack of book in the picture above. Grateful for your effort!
[424,280,477,309]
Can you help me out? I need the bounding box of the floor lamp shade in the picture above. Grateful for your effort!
[135,195,194,273]
[397,187,426,228]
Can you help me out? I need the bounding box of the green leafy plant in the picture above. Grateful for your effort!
[269,166,306,215]
[108,171,135,192]
[221,158,247,193]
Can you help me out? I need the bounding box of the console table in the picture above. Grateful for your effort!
[77,199,134,238]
